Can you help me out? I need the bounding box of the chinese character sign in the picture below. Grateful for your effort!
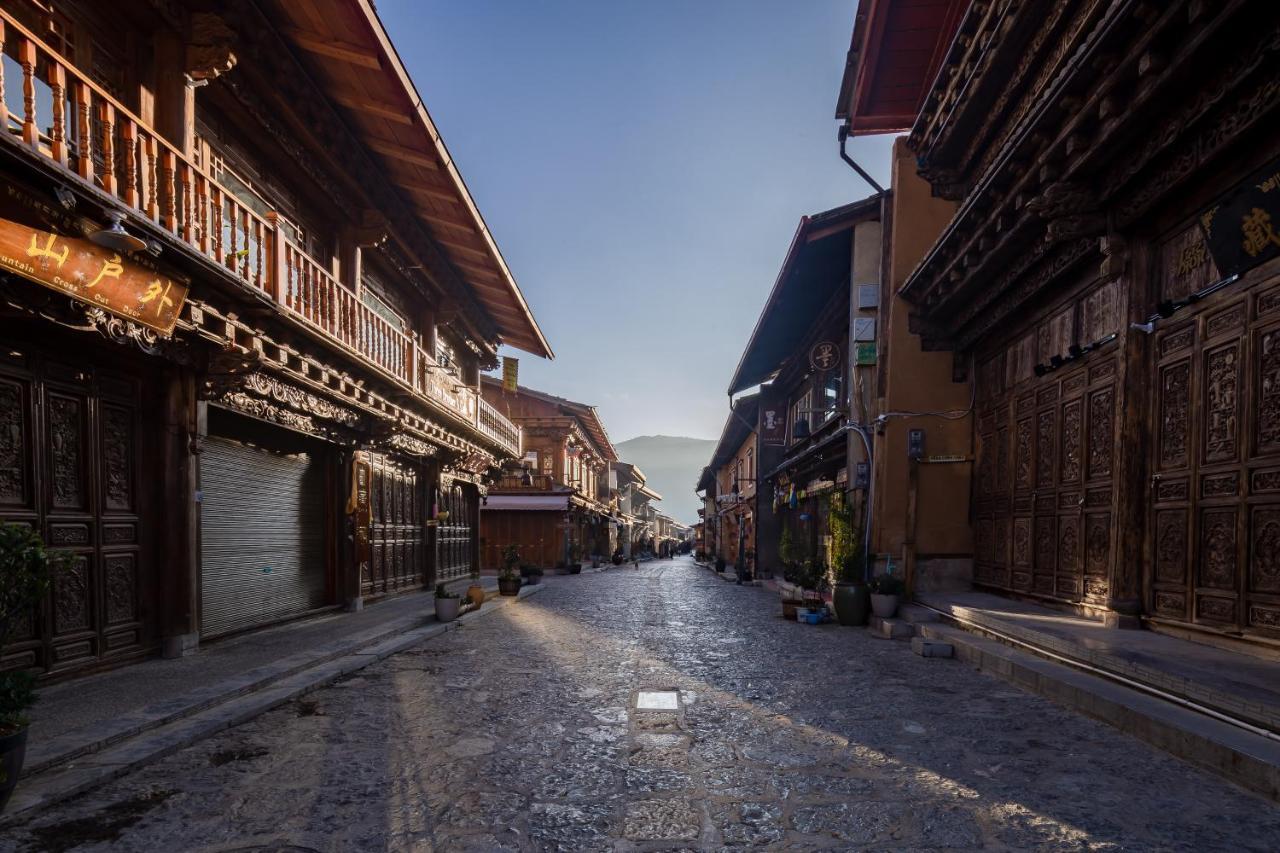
[808,340,842,372]
[0,213,188,335]
[760,389,787,446]
[1200,158,1280,279]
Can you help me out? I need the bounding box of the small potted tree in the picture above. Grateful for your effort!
[829,495,870,626]
[567,542,583,575]
[0,522,64,812]
[499,545,523,595]
[434,582,461,622]
[868,573,906,618]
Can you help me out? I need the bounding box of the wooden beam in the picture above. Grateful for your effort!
[436,235,492,260]
[280,26,382,70]
[365,136,440,170]
[452,257,504,281]
[330,91,412,125]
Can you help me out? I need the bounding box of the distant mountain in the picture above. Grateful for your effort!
[615,435,717,525]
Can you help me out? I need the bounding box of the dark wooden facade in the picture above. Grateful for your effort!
[0,0,545,678]
[895,0,1280,643]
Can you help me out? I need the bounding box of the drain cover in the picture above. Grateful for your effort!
[636,690,679,710]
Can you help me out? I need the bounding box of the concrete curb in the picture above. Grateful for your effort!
[1,583,545,825]
[918,622,1280,803]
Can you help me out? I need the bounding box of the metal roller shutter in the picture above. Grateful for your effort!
[200,435,326,638]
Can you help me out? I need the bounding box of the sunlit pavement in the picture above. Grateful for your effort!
[6,557,1280,852]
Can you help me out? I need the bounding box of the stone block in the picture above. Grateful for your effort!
[869,616,913,639]
[911,637,953,658]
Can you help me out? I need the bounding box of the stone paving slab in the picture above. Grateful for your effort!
[4,558,1280,851]
[0,583,544,826]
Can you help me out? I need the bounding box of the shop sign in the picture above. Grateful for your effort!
[502,356,519,391]
[1201,158,1280,278]
[760,388,787,446]
[349,452,372,576]
[855,342,877,365]
[0,186,187,335]
[809,340,841,372]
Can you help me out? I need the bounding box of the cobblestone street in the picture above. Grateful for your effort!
[6,558,1280,852]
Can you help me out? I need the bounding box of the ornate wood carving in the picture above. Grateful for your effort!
[1061,400,1082,484]
[54,554,90,633]
[1204,345,1240,464]
[1087,386,1114,479]
[1015,418,1033,490]
[1259,330,1280,454]
[1251,508,1280,594]
[102,404,132,511]
[1199,509,1238,591]
[1036,409,1056,488]
[48,394,83,509]
[105,554,136,624]
[0,379,25,505]
[1158,361,1190,468]
[1155,510,1187,583]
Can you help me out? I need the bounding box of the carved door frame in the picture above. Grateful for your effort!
[366,452,427,598]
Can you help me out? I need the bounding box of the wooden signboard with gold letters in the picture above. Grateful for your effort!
[0,185,188,335]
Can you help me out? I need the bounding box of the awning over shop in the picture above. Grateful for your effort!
[483,495,569,511]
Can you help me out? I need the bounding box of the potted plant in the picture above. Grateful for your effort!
[434,582,461,622]
[0,522,64,812]
[567,542,583,574]
[829,496,870,626]
[499,545,523,595]
[466,562,486,609]
[868,573,906,619]
[519,564,544,585]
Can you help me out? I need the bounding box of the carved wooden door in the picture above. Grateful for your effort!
[1148,285,1280,638]
[436,479,475,582]
[366,453,426,597]
[0,349,153,676]
[973,280,1121,608]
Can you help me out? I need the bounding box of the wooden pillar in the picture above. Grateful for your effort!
[1106,235,1147,628]
[420,306,438,361]
[153,31,194,158]
[162,371,199,657]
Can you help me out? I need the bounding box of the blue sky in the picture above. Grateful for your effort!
[377,0,895,442]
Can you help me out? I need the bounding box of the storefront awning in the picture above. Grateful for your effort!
[483,495,569,511]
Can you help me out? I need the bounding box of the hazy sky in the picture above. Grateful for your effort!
[377,0,895,442]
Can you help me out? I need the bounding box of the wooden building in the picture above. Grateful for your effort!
[479,379,618,569]
[842,0,1280,645]
[615,461,659,559]
[699,394,760,573]
[0,0,549,679]
[725,199,884,581]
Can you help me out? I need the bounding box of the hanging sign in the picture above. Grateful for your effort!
[855,342,877,365]
[0,185,187,335]
[1200,158,1280,278]
[502,356,519,392]
[759,388,787,446]
[808,340,841,372]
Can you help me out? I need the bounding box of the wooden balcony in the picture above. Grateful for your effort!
[493,473,560,492]
[0,11,520,458]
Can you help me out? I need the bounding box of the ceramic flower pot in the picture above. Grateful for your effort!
[435,596,460,623]
[0,725,29,813]
[870,593,900,619]
[466,583,486,608]
[833,583,870,626]
[498,577,522,596]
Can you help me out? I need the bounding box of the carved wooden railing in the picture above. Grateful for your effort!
[494,473,557,491]
[0,11,522,458]
[478,397,521,455]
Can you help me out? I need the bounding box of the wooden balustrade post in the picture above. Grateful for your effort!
[264,211,286,304]
[195,174,209,253]
[74,82,93,182]
[98,101,117,195]
[121,119,139,207]
[161,150,176,232]
[48,61,67,164]
[210,186,224,264]
[408,337,419,392]
[20,38,37,147]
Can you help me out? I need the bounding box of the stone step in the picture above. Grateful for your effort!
[917,622,1280,803]
[911,637,954,658]
[869,616,914,639]
[899,604,940,624]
